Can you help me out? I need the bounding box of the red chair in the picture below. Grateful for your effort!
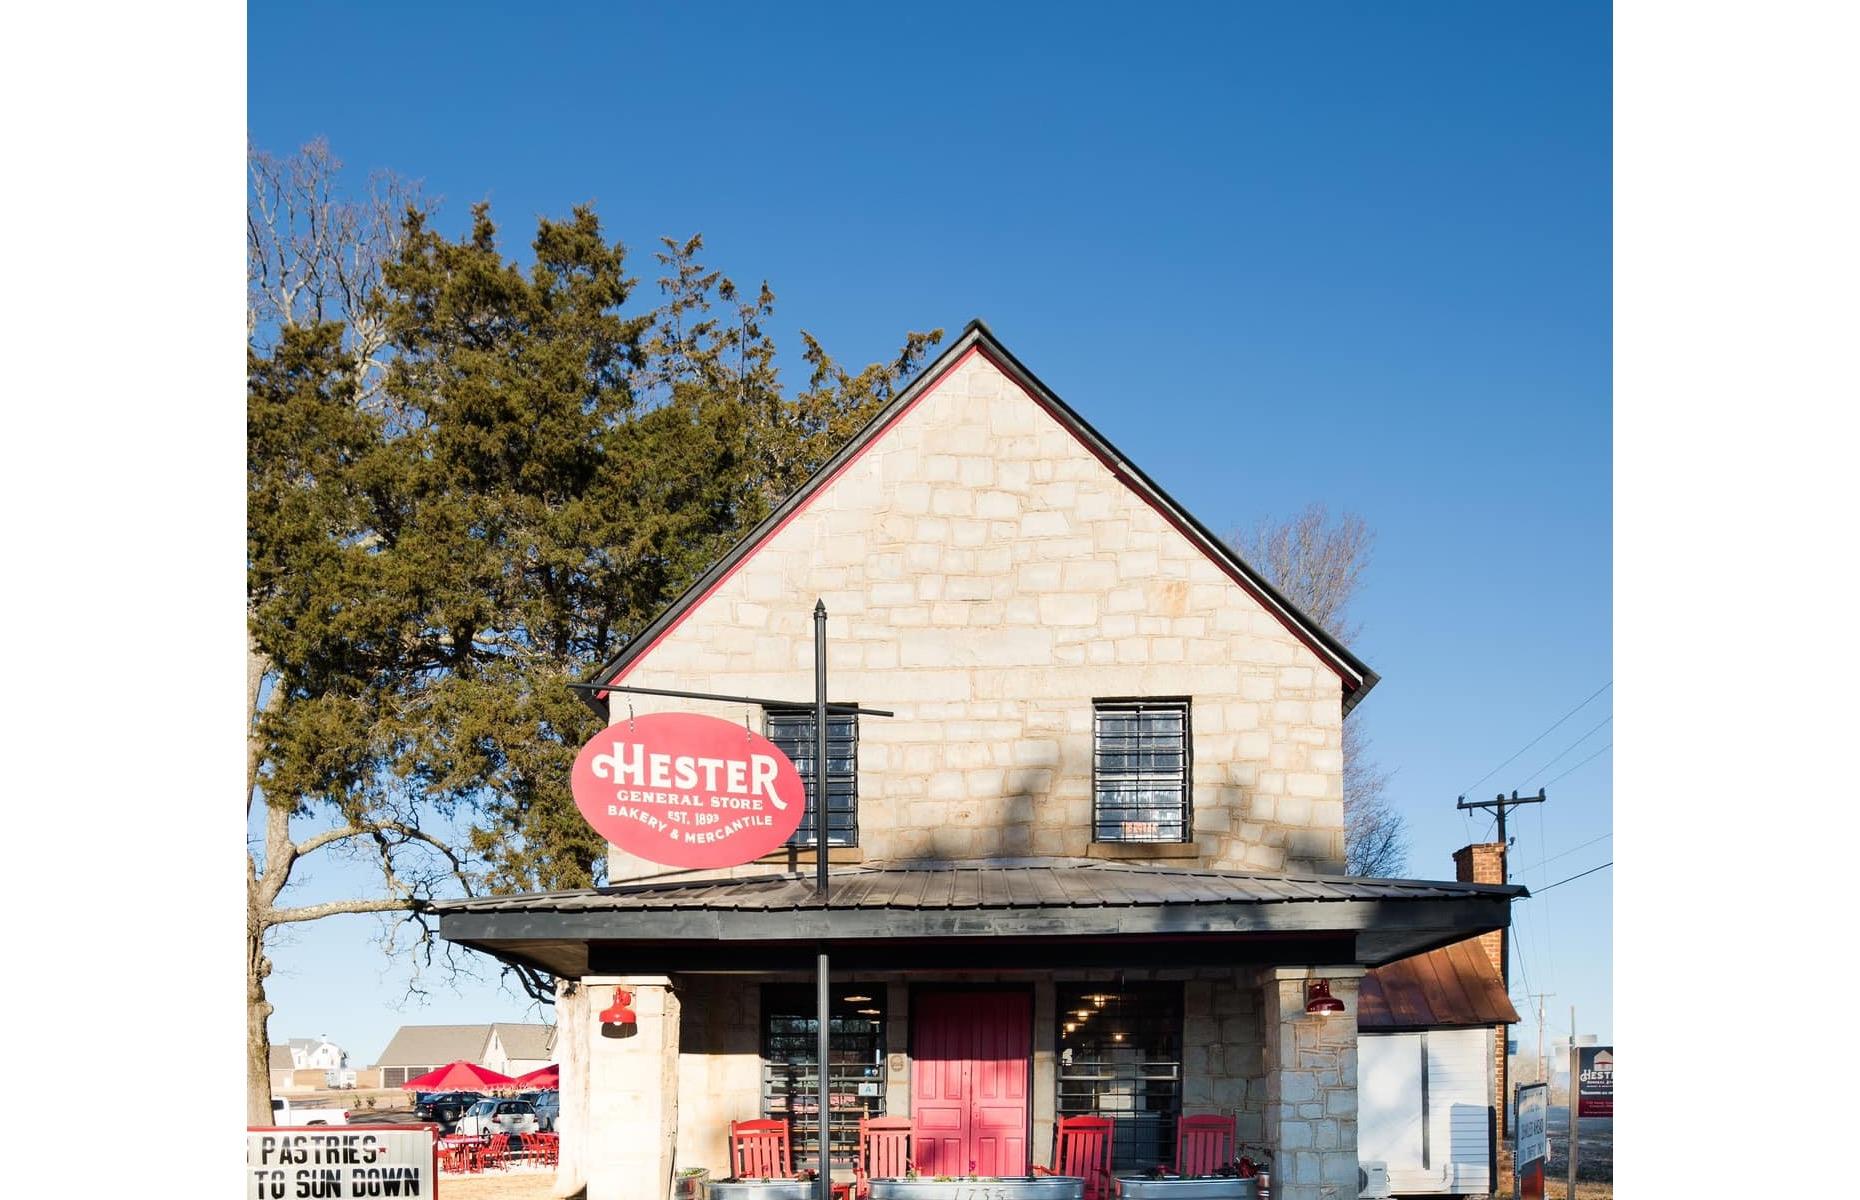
[853,1117,914,1198]
[1036,1116,1114,1200]
[731,1118,795,1180]
[1174,1115,1236,1177]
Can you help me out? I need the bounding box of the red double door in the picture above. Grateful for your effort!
[912,989,1032,1177]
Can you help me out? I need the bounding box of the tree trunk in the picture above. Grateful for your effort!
[248,910,276,1125]
[553,977,590,1198]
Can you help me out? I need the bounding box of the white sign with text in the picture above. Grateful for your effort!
[1515,1082,1548,1167]
[247,1127,436,1198]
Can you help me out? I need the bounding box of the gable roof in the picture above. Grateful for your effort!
[1357,938,1521,1030]
[490,1022,556,1060]
[268,1045,294,1070]
[583,319,1378,714]
[372,1023,492,1068]
[287,1037,336,1052]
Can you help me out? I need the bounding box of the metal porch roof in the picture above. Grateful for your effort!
[438,857,1516,915]
[435,858,1522,978]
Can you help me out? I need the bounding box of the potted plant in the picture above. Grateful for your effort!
[675,1167,709,1200]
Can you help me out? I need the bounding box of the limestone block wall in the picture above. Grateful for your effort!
[672,975,765,1176]
[1183,969,1270,1148]
[605,350,1349,881]
[1262,968,1361,1200]
[585,978,682,1200]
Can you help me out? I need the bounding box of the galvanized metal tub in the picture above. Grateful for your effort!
[705,1181,816,1200]
[869,1177,1087,1200]
[1112,1176,1258,1200]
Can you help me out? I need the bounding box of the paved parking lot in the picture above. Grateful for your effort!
[1546,1106,1613,1181]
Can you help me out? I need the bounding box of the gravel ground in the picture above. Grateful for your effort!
[433,1173,558,1199]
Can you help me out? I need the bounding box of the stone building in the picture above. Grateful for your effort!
[436,323,1519,1200]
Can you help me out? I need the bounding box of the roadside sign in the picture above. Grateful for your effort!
[247,1126,437,1198]
[1515,1082,1548,1200]
[571,711,807,868]
[1577,1045,1613,1118]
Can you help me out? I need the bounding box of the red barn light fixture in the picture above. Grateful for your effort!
[600,988,638,1025]
[1304,979,1345,1015]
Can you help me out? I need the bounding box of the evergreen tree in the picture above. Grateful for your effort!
[246,141,940,1122]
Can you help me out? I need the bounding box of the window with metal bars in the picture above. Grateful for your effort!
[1092,700,1191,843]
[1056,983,1185,1172]
[760,984,888,1173]
[766,708,859,847]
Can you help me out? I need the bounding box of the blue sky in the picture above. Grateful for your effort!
[249,1,1611,1065]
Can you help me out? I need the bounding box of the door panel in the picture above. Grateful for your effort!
[912,990,1032,1176]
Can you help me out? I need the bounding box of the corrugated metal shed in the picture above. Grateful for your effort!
[1358,939,1520,1030]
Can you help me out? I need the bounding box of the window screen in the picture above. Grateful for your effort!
[1093,701,1190,843]
[761,984,888,1172]
[766,709,859,847]
[1056,983,1185,1171]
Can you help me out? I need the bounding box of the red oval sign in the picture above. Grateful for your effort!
[571,712,807,869]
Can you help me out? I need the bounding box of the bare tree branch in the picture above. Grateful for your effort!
[267,896,425,925]
[1230,504,1407,875]
[247,137,427,414]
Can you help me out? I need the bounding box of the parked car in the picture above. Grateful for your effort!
[529,1089,560,1132]
[453,1098,539,1137]
[413,1091,480,1129]
[270,1096,350,1127]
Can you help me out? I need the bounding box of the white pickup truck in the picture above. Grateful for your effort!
[269,1096,351,1126]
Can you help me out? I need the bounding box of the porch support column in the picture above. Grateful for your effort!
[1262,966,1363,1200]
[586,976,681,1200]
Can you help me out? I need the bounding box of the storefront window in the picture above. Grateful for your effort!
[766,709,859,847]
[1092,701,1191,842]
[1056,983,1184,1171]
[760,984,887,1172]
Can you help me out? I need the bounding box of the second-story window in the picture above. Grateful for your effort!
[766,708,859,847]
[1093,699,1190,843]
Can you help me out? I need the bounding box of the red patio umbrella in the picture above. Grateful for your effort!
[398,1060,519,1092]
[512,1063,559,1089]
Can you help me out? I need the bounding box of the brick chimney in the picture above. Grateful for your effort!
[1454,841,1510,1143]
[1453,842,1507,976]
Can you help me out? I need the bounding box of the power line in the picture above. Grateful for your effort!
[1460,681,1611,796]
[1545,743,1612,788]
[1515,832,1612,877]
[1522,715,1612,785]
[1536,796,1558,996]
[1531,861,1613,894]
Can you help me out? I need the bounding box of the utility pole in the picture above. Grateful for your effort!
[1568,1006,1579,1200]
[1523,992,1555,1085]
[1455,789,1546,994]
[1456,789,1547,886]
[1457,788,1545,1195]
